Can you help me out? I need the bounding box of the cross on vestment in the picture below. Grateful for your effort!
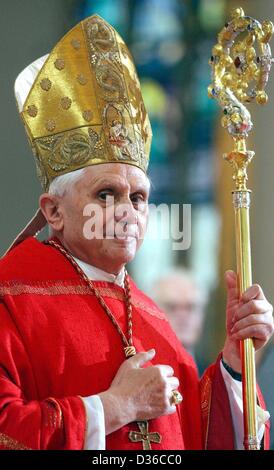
[129,421,162,450]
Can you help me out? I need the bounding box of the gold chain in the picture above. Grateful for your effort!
[45,239,136,358]
[45,239,162,449]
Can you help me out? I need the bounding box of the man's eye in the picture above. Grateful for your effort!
[98,190,114,201]
[131,193,145,204]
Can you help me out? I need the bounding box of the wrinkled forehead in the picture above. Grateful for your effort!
[79,163,151,189]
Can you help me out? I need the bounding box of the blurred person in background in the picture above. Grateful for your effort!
[151,269,208,375]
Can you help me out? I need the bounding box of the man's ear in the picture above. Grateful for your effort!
[39,193,64,232]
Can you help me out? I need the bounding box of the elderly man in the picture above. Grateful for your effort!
[0,15,273,451]
[151,269,208,374]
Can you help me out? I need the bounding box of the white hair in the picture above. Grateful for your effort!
[48,167,87,197]
[47,168,87,237]
[48,166,151,197]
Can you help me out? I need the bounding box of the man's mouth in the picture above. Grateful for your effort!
[114,224,138,240]
[114,234,137,241]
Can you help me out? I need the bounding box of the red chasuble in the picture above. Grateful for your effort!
[0,238,269,450]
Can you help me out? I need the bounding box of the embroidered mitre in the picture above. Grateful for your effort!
[15,15,152,191]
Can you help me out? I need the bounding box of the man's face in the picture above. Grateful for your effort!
[154,277,205,351]
[52,163,150,273]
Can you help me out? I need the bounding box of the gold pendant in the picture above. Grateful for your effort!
[129,421,162,450]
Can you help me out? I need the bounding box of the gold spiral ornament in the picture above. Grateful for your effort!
[124,346,136,358]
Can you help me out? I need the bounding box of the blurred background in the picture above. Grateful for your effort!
[1,0,274,446]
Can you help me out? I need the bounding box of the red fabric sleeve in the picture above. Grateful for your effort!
[201,356,235,449]
[257,384,270,450]
[200,355,270,450]
[0,303,86,450]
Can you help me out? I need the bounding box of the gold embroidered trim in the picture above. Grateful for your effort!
[135,300,167,321]
[35,127,104,175]
[0,432,30,450]
[200,374,212,449]
[0,281,90,296]
[0,281,167,321]
[45,398,63,429]
[44,401,59,428]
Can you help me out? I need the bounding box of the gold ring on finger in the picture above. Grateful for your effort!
[170,390,183,406]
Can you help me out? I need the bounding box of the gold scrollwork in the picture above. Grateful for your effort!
[85,17,115,54]
[35,128,104,174]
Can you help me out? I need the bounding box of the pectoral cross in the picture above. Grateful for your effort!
[129,421,162,450]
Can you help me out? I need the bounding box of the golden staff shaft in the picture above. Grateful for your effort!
[208,6,273,449]
[234,191,259,450]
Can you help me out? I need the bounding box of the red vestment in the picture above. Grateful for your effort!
[0,238,269,450]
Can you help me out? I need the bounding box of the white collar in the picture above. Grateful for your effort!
[72,256,125,287]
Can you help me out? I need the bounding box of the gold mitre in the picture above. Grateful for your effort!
[17,15,152,191]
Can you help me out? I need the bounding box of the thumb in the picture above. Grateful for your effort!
[130,349,156,368]
[224,270,238,302]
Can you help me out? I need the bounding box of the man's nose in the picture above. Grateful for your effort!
[114,201,138,225]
